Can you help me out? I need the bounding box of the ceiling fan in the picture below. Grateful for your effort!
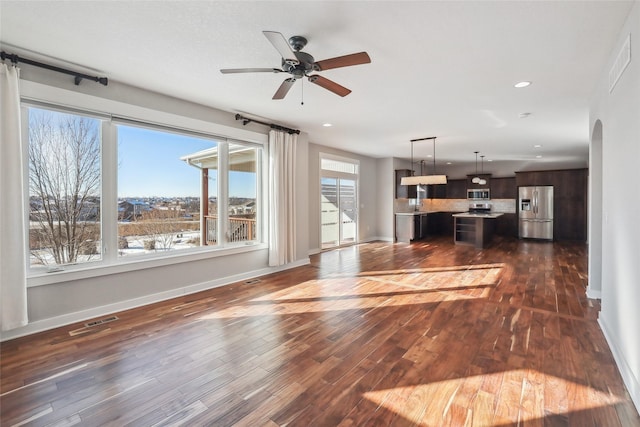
[220,31,371,100]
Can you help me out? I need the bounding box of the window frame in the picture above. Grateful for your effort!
[20,86,268,287]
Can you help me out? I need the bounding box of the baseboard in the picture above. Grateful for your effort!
[598,317,640,414]
[0,257,310,342]
[586,287,602,299]
[308,247,321,255]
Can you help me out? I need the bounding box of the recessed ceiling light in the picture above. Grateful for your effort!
[446,162,452,165]
[514,81,531,88]
[427,154,433,158]
[487,159,493,162]
[534,144,542,148]
[322,123,332,127]
[536,155,542,159]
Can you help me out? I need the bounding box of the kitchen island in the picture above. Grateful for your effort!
[452,212,504,248]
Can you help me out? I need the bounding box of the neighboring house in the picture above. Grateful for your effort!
[118,200,151,221]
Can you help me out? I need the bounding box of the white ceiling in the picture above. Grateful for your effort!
[0,1,634,178]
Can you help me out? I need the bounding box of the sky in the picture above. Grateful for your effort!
[117,125,257,198]
[29,107,257,199]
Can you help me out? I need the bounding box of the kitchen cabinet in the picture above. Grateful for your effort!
[427,212,454,235]
[453,213,503,248]
[446,179,467,199]
[495,213,517,237]
[395,213,429,242]
[395,169,417,199]
[427,184,447,199]
[490,177,516,199]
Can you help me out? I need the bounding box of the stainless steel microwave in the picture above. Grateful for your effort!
[467,188,490,200]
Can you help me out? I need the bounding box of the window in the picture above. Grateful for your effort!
[227,142,259,243]
[24,104,263,274]
[27,107,103,268]
[116,124,218,257]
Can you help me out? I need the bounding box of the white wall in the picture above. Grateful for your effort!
[307,142,380,253]
[1,64,310,340]
[376,157,395,241]
[589,1,640,411]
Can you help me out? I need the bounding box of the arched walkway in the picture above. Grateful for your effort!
[588,119,603,298]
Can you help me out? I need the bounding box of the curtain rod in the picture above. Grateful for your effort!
[235,113,300,135]
[1,51,108,86]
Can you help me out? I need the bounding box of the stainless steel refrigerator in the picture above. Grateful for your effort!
[518,186,554,240]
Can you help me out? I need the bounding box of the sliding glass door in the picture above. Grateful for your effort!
[320,153,359,250]
[321,177,357,249]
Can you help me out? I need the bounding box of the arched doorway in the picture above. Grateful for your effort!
[588,120,603,297]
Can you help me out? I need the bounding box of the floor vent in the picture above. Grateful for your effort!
[84,316,119,328]
[244,279,261,285]
[609,34,631,93]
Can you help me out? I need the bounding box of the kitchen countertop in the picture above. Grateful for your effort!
[452,212,504,219]
[394,211,440,216]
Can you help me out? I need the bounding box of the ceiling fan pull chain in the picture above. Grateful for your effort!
[301,78,304,106]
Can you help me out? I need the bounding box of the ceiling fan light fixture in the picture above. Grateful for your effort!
[220,31,371,100]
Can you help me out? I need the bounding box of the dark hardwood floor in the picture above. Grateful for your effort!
[1,236,638,426]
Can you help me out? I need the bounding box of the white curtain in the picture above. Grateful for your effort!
[0,63,28,331]
[268,129,297,266]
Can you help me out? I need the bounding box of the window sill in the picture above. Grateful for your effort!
[27,242,268,287]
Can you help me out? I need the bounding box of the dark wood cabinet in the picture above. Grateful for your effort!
[427,212,454,235]
[427,184,447,199]
[495,213,517,237]
[515,169,587,241]
[490,177,516,199]
[395,169,417,199]
[446,179,467,199]
[454,216,496,248]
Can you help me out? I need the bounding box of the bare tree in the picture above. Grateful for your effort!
[139,208,183,250]
[28,110,101,265]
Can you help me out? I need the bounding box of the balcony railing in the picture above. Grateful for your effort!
[205,215,256,245]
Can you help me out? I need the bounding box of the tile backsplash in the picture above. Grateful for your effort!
[395,198,516,214]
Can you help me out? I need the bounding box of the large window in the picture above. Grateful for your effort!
[27,107,103,268]
[116,124,217,257]
[24,104,263,273]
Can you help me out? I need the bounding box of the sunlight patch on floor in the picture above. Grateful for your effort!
[197,263,505,320]
[362,369,623,425]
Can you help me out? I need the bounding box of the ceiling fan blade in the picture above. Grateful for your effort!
[263,31,299,65]
[273,78,297,100]
[314,52,371,71]
[220,68,283,74]
[308,75,351,97]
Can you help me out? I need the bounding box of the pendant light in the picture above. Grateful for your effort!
[472,151,481,183]
[400,137,447,185]
[478,155,487,186]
